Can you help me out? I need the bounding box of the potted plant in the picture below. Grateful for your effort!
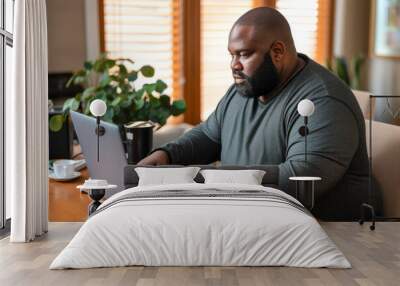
[326,54,365,90]
[49,54,186,132]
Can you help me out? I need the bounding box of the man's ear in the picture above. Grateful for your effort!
[270,41,286,62]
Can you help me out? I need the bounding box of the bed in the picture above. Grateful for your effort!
[50,165,350,269]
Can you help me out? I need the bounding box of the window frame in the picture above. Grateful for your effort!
[1,0,14,231]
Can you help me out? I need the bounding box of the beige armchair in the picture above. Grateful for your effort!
[153,123,193,149]
[353,90,400,217]
[353,90,374,120]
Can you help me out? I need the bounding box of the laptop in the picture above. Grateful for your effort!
[70,111,127,197]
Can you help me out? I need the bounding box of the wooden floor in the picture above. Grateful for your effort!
[0,222,399,286]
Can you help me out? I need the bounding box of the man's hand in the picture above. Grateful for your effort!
[137,150,170,166]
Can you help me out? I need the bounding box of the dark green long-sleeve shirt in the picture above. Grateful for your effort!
[160,55,369,219]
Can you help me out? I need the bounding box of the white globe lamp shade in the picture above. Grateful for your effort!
[90,99,107,117]
[297,99,315,117]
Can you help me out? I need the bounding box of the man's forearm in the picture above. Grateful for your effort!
[157,126,221,165]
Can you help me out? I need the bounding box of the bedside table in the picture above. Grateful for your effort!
[87,189,106,216]
[77,179,117,216]
[289,176,321,210]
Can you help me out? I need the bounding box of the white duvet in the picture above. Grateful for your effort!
[50,183,351,269]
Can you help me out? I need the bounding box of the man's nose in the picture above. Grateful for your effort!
[231,56,243,71]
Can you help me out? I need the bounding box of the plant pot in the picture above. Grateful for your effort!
[124,122,154,164]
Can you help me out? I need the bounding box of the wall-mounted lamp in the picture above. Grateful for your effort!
[89,99,107,162]
[297,99,315,163]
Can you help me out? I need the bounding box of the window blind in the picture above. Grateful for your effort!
[103,0,174,94]
[200,0,253,120]
[276,0,319,59]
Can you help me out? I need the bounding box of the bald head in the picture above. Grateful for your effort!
[231,7,296,54]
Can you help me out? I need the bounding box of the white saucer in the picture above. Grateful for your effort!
[49,171,81,181]
[53,159,86,171]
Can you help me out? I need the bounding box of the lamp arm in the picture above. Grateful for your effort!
[97,117,100,162]
[304,116,308,163]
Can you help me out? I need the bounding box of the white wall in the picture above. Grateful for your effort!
[333,0,400,97]
[85,0,100,61]
[46,0,86,72]
[333,0,370,90]
[46,0,101,72]
[333,0,370,59]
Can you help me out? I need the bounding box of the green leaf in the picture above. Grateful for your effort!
[95,91,107,102]
[63,98,80,112]
[94,90,107,101]
[99,73,111,87]
[351,54,365,90]
[120,93,134,108]
[149,96,160,108]
[93,60,103,72]
[118,64,128,76]
[171,100,186,116]
[111,96,122,107]
[66,74,76,87]
[116,58,135,65]
[84,97,95,114]
[82,87,96,99]
[121,97,132,108]
[84,61,93,70]
[134,89,145,99]
[335,57,350,86]
[74,93,82,101]
[155,79,168,93]
[134,98,145,110]
[74,76,86,85]
[157,107,171,126]
[143,83,156,94]
[159,95,170,107]
[103,107,114,122]
[105,59,116,69]
[140,65,155,77]
[71,99,80,111]
[75,69,86,77]
[113,105,121,115]
[127,71,138,82]
[71,69,87,85]
[49,114,64,132]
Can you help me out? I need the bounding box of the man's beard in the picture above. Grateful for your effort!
[234,53,280,98]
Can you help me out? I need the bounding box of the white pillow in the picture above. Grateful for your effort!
[200,169,266,185]
[135,167,201,186]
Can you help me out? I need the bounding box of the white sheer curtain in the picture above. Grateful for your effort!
[7,0,48,242]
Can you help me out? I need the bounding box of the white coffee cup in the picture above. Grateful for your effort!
[53,160,75,178]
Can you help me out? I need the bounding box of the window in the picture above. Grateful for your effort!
[101,0,175,96]
[200,0,253,119]
[276,0,333,63]
[200,0,333,120]
[1,0,14,230]
[276,0,319,59]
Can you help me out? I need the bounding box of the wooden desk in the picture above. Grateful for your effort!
[49,144,91,222]
[48,167,90,222]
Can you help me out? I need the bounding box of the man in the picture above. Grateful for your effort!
[139,7,370,219]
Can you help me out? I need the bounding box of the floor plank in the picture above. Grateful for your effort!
[1,222,399,286]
